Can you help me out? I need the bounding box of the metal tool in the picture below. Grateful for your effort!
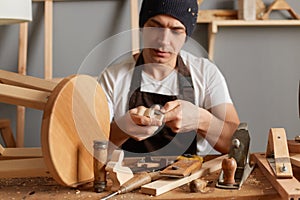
[100,171,161,200]
[216,123,254,189]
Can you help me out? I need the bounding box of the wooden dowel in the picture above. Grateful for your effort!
[0,69,57,92]
[130,0,139,54]
[17,22,28,147]
[0,84,49,110]
[45,0,53,80]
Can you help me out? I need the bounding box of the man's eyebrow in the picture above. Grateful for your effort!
[149,18,185,30]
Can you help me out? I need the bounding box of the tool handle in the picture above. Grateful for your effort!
[119,171,160,194]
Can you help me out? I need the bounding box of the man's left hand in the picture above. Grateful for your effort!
[161,100,201,133]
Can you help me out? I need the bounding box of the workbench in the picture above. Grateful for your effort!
[0,158,285,200]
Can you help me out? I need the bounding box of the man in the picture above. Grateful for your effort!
[99,0,240,156]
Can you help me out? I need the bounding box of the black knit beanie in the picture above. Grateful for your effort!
[139,0,198,36]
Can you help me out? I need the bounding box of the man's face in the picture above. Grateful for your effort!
[142,14,187,66]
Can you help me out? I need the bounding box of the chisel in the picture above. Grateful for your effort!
[100,171,161,200]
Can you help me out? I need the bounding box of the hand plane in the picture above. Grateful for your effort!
[216,123,254,189]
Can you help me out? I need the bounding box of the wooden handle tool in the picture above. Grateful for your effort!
[100,171,161,200]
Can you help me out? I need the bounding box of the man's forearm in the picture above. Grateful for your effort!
[197,104,240,154]
[109,121,130,147]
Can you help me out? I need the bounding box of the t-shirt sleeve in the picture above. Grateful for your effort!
[98,71,115,122]
[203,63,232,109]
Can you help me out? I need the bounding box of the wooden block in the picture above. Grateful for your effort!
[253,153,300,199]
[238,0,256,20]
[141,155,225,196]
[160,159,202,178]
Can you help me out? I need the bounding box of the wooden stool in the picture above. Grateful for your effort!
[0,70,110,187]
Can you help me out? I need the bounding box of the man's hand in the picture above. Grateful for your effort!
[114,105,163,141]
[162,100,202,133]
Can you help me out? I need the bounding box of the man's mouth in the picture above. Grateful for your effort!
[153,49,171,57]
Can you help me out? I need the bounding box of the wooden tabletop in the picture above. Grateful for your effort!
[0,164,281,200]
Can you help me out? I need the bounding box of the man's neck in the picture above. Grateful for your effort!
[135,51,177,81]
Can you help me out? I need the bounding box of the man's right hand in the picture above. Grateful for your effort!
[114,106,163,141]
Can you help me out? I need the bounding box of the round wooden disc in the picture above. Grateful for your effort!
[41,75,110,187]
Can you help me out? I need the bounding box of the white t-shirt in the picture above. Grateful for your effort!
[99,50,232,155]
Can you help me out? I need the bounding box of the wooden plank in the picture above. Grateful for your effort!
[253,153,300,199]
[0,148,42,158]
[209,20,300,33]
[0,158,49,178]
[197,10,237,23]
[0,69,57,92]
[141,155,225,196]
[0,84,49,110]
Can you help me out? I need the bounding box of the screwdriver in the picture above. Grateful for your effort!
[100,171,161,200]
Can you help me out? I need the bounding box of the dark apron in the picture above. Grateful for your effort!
[121,53,197,156]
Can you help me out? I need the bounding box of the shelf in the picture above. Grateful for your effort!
[202,20,300,60]
[210,20,300,33]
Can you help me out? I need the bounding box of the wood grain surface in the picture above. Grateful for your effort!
[41,75,110,187]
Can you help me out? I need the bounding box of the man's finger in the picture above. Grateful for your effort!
[161,100,180,113]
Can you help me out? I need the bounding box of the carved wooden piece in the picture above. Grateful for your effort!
[105,150,134,191]
[262,0,300,20]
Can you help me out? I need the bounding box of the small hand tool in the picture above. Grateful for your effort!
[160,158,202,178]
[216,123,254,189]
[100,171,161,200]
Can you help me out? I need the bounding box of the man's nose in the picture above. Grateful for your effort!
[158,28,171,46]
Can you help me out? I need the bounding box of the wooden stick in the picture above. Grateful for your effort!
[130,0,139,54]
[0,84,49,110]
[45,0,53,80]
[141,155,225,196]
[17,22,28,147]
[0,147,42,158]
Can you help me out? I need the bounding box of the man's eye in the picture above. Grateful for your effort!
[171,30,184,35]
